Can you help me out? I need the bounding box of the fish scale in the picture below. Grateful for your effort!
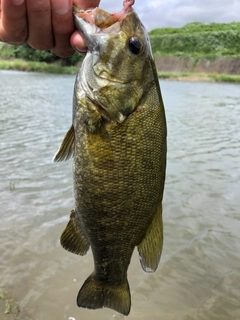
[53,0,166,316]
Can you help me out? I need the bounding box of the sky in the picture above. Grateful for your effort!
[100,0,240,31]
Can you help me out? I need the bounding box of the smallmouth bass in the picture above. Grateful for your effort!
[54,0,167,316]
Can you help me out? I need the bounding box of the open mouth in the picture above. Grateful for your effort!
[73,0,135,31]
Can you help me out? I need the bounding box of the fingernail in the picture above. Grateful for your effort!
[73,46,87,56]
[12,0,24,5]
[52,0,70,15]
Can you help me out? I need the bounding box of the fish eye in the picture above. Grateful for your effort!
[128,37,143,55]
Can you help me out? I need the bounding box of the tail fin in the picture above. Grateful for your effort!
[77,274,131,316]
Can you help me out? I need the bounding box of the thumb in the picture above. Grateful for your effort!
[70,1,100,52]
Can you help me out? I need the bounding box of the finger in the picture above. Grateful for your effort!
[70,31,87,54]
[51,0,75,58]
[0,0,28,45]
[70,0,100,52]
[26,0,53,50]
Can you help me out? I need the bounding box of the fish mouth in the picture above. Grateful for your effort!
[73,1,135,51]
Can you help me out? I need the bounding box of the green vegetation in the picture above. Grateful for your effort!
[158,72,240,83]
[0,42,82,65]
[0,286,33,320]
[208,73,240,83]
[149,22,240,58]
[149,21,240,36]
[1,21,238,64]
[0,42,82,74]
[0,286,19,317]
[158,72,193,79]
[0,59,78,74]
[0,22,240,82]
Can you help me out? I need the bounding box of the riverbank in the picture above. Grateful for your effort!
[1,21,240,82]
[0,58,240,83]
[0,59,78,75]
[155,56,240,75]
[158,72,240,83]
[155,56,240,83]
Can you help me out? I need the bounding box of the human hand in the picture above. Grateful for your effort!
[0,0,100,57]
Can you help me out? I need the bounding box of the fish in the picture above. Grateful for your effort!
[53,0,167,316]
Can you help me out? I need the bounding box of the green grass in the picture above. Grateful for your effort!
[208,74,240,83]
[149,22,240,58]
[149,22,240,36]
[158,72,240,83]
[150,32,240,58]
[158,72,192,79]
[1,59,240,83]
[0,59,79,74]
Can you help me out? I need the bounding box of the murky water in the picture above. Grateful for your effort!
[0,70,240,320]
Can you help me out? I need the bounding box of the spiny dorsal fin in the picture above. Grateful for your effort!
[53,124,75,162]
[137,203,163,273]
[60,210,89,256]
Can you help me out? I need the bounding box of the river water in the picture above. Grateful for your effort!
[0,70,240,320]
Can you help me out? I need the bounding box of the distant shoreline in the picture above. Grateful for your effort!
[0,58,240,83]
[0,58,79,75]
[155,56,240,83]
[158,72,240,83]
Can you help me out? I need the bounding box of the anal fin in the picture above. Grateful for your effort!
[53,124,75,162]
[137,203,163,273]
[60,210,89,256]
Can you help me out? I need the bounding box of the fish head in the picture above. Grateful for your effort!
[74,3,154,123]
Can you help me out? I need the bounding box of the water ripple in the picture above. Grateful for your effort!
[0,73,240,319]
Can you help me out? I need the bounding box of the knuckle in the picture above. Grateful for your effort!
[52,16,74,36]
[29,2,50,16]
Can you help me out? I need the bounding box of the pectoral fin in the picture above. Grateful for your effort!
[60,210,89,256]
[137,203,163,273]
[53,125,75,162]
